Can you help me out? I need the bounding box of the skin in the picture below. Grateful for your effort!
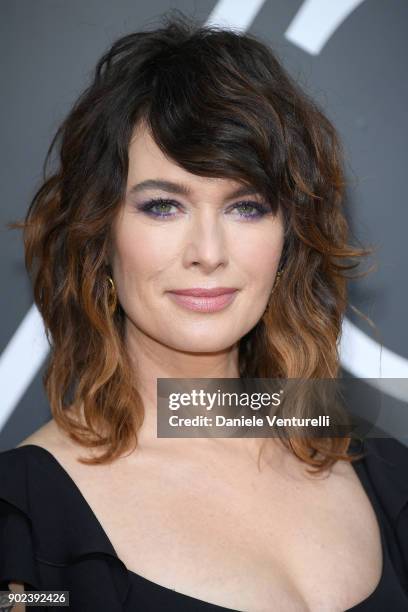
[109,121,285,449]
[13,122,383,611]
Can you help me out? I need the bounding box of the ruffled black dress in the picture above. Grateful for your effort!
[0,437,407,611]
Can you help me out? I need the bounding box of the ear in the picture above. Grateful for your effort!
[104,237,114,269]
[104,256,110,267]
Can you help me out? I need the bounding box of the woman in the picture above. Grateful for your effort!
[1,13,407,612]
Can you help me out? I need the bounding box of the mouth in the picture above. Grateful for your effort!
[166,288,239,313]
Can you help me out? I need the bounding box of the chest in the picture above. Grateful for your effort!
[71,455,383,612]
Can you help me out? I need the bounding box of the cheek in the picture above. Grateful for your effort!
[111,223,178,294]
[234,229,284,288]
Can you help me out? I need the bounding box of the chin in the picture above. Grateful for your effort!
[166,332,239,354]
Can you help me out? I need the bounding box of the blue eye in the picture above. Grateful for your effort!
[137,198,271,220]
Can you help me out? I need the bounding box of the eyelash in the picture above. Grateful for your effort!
[137,197,271,220]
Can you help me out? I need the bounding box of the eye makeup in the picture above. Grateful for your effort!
[135,197,273,221]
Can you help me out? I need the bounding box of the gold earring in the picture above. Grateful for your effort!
[264,269,284,316]
[270,269,283,295]
[107,275,117,315]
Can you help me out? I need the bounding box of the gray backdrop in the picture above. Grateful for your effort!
[1,0,407,450]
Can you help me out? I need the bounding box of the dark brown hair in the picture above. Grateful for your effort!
[12,12,374,470]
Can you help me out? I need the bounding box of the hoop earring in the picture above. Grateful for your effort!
[107,275,117,315]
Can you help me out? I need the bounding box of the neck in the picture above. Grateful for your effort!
[124,319,241,448]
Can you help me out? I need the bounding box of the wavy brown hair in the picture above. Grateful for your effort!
[11,12,375,471]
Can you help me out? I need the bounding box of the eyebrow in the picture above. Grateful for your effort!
[127,179,260,200]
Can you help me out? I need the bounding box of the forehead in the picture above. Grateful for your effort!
[127,122,255,197]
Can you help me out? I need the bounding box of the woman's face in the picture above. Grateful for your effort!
[111,123,285,354]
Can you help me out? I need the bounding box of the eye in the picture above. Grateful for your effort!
[231,200,271,220]
[136,197,271,220]
[138,198,180,218]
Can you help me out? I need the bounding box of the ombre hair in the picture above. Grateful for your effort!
[12,12,374,470]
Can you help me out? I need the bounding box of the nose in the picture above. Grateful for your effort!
[183,209,228,272]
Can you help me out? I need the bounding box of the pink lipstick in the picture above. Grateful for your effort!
[167,287,239,313]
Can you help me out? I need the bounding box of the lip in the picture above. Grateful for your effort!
[169,287,238,297]
[167,287,239,313]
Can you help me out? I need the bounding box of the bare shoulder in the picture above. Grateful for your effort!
[15,406,91,470]
[16,417,67,454]
[14,409,113,478]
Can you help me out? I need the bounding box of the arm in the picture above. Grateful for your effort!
[7,581,26,612]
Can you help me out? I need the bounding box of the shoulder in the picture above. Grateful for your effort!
[15,412,91,470]
[358,436,408,592]
[357,435,408,472]
[0,415,88,519]
[0,445,42,591]
[352,435,408,522]
[16,416,71,453]
[0,422,60,513]
[0,440,130,607]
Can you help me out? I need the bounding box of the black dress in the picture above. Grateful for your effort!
[0,436,407,611]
